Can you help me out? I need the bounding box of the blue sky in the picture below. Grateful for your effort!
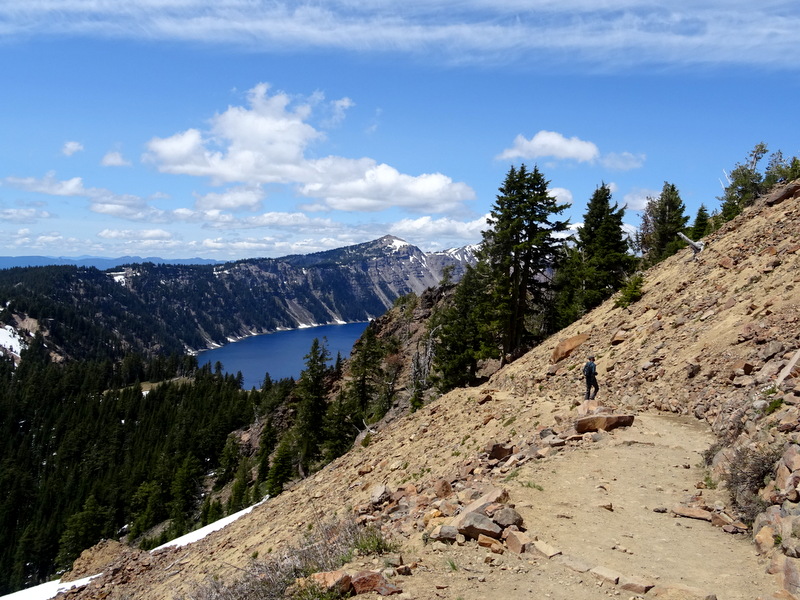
[0,1,798,260]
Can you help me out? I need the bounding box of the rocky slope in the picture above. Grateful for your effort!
[54,181,800,599]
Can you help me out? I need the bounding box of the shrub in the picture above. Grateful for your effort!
[179,518,397,600]
[614,275,644,308]
[724,444,782,524]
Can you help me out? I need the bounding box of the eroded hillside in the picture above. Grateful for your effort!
[55,182,800,600]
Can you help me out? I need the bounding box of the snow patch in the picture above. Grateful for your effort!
[153,496,269,551]
[107,271,126,286]
[0,498,270,600]
[0,325,24,356]
[0,575,98,600]
[388,238,409,251]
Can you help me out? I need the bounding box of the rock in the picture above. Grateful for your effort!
[457,512,502,540]
[432,478,453,499]
[754,525,777,554]
[504,530,535,554]
[351,571,403,596]
[619,574,655,593]
[308,570,352,596]
[477,533,504,553]
[574,414,634,433]
[590,565,621,585]
[551,333,590,363]
[428,525,458,544]
[671,505,713,521]
[760,340,785,361]
[611,329,629,345]
[765,181,800,206]
[530,539,561,559]
[370,484,392,505]
[492,507,524,529]
[485,441,514,460]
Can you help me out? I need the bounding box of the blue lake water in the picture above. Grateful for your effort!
[197,322,370,390]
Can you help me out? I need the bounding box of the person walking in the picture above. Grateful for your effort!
[583,354,599,400]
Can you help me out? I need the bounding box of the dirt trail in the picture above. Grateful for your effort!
[369,413,777,600]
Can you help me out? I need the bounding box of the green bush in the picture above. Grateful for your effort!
[614,274,644,308]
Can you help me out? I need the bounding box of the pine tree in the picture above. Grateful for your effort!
[690,204,711,241]
[266,437,294,497]
[55,495,112,569]
[576,183,635,311]
[294,338,330,474]
[431,262,496,392]
[719,143,767,221]
[481,164,569,357]
[347,324,383,420]
[637,182,689,266]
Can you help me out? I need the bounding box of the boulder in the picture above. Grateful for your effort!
[671,505,713,521]
[370,485,392,506]
[308,570,352,596]
[432,478,453,499]
[574,414,634,433]
[351,571,402,596]
[504,530,535,554]
[428,525,458,544]
[492,507,524,529]
[551,333,590,363]
[457,512,502,540]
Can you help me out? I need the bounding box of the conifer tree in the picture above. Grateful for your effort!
[294,338,330,474]
[719,142,767,221]
[637,182,689,266]
[431,262,496,392]
[690,204,711,240]
[481,164,569,357]
[576,183,635,311]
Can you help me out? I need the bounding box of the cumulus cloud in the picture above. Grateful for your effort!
[389,214,489,247]
[497,131,645,172]
[144,83,475,213]
[549,187,574,206]
[101,151,132,167]
[497,131,599,163]
[194,186,264,211]
[62,141,84,156]
[623,187,659,210]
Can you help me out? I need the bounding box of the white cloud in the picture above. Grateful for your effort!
[389,214,488,247]
[5,172,87,196]
[601,151,646,171]
[549,187,573,206]
[4,172,168,222]
[144,83,475,213]
[497,131,599,163]
[98,228,172,240]
[101,151,132,167]
[2,2,796,69]
[0,207,51,223]
[62,141,84,156]
[194,186,264,211]
[623,187,659,210]
[300,162,475,213]
[497,131,645,172]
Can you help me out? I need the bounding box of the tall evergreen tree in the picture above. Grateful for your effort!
[719,142,767,221]
[636,182,689,267]
[294,338,330,474]
[431,262,496,392]
[690,204,711,241]
[576,183,635,311]
[481,164,569,358]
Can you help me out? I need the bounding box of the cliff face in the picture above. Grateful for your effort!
[0,236,476,361]
[48,182,800,599]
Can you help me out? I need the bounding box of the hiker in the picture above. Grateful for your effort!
[583,354,599,400]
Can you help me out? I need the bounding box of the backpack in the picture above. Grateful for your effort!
[583,361,596,378]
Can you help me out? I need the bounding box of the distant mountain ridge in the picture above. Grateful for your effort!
[0,235,478,362]
[0,255,223,270]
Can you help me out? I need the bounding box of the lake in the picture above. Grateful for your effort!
[197,322,370,389]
